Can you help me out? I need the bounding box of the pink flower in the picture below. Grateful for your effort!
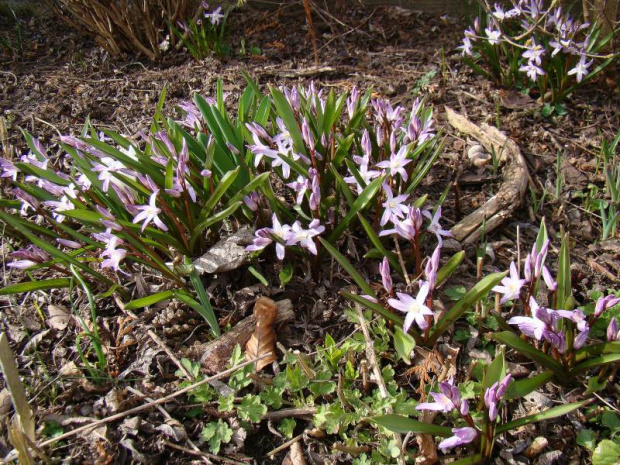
[493,262,526,304]
[438,427,478,451]
[379,257,392,293]
[247,214,292,260]
[423,206,452,245]
[388,282,433,332]
[286,219,325,255]
[376,146,411,181]
[132,191,168,232]
[380,184,409,226]
[568,56,593,83]
[8,246,49,269]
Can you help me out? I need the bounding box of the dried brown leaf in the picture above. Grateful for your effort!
[245,297,278,371]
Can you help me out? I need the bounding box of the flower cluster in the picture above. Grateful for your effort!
[241,81,439,270]
[174,2,229,60]
[493,237,620,356]
[380,204,450,335]
[2,122,237,282]
[416,375,512,451]
[7,245,50,269]
[460,0,614,103]
[343,97,435,195]
[246,214,325,260]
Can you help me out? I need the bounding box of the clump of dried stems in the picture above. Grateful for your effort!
[44,0,200,60]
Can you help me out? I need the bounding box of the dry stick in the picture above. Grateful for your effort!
[164,441,248,465]
[147,329,195,380]
[446,107,529,245]
[265,433,303,458]
[354,305,406,465]
[33,355,270,449]
[263,407,317,420]
[393,238,411,287]
[302,0,319,65]
[126,386,209,465]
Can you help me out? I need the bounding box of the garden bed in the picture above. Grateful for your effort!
[0,2,619,464]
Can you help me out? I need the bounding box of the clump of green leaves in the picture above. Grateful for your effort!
[172,3,230,60]
[2,76,442,339]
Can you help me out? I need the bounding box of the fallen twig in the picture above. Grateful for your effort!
[265,433,303,458]
[148,329,195,380]
[354,305,406,465]
[263,407,317,420]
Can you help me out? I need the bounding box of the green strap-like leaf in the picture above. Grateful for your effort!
[373,415,453,436]
[190,201,242,250]
[496,401,587,434]
[483,350,506,392]
[491,331,567,382]
[427,272,506,346]
[187,259,220,337]
[557,232,571,309]
[200,167,240,221]
[15,163,70,187]
[329,165,355,207]
[226,172,270,207]
[327,176,383,243]
[357,213,400,274]
[505,371,554,400]
[436,251,465,287]
[0,279,73,295]
[270,87,307,157]
[124,290,176,310]
[0,211,114,287]
[570,353,620,376]
[320,238,375,298]
[575,342,620,361]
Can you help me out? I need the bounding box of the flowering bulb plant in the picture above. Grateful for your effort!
[0,84,272,334]
[243,77,441,266]
[1,77,443,335]
[375,352,588,463]
[459,0,617,103]
[329,199,506,353]
[490,221,620,387]
[172,2,230,59]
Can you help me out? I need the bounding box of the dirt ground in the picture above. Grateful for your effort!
[0,2,619,464]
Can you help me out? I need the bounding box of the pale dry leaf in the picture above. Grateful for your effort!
[245,297,278,371]
[0,388,12,417]
[283,441,307,465]
[21,330,50,355]
[8,417,35,465]
[194,227,254,274]
[47,304,71,331]
[0,333,35,441]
